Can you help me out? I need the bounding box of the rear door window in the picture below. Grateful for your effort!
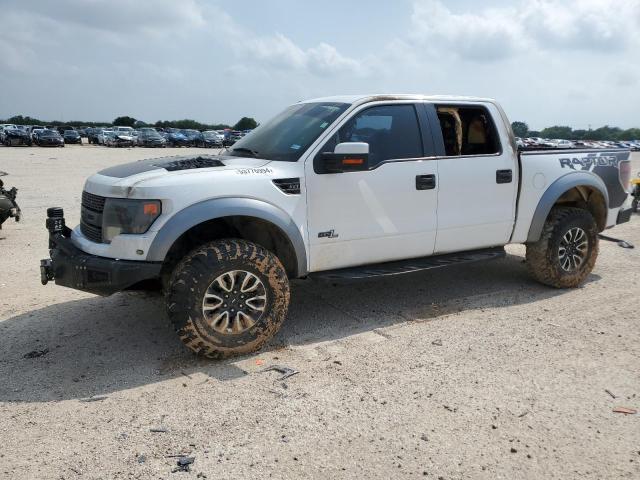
[435,106,501,156]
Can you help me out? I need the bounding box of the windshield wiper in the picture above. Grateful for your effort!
[231,147,259,158]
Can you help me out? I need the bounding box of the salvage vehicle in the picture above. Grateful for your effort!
[34,129,64,147]
[40,95,634,358]
[164,130,190,147]
[137,130,167,148]
[3,127,32,146]
[0,171,21,229]
[202,130,224,147]
[632,173,640,212]
[63,130,82,144]
[104,131,135,148]
[0,124,18,143]
[180,129,205,147]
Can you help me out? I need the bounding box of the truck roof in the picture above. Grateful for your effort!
[300,94,496,106]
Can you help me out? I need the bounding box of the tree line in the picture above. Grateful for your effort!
[511,121,640,141]
[0,115,259,131]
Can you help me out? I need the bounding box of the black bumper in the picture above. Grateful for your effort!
[617,208,632,225]
[41,208,162,296]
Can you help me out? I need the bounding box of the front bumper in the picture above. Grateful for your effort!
[41,208,162,296]
[617,208,632,225]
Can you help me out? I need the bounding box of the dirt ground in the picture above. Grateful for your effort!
[0,145,638,480]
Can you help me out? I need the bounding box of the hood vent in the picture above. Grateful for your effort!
[162,157,225,171]
[273,178,301,195]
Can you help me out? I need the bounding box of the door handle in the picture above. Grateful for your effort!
[496,169,513,184]
[416,174,436,190]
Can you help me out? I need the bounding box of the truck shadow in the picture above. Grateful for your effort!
[0,254,599,402]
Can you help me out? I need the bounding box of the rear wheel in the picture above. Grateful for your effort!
[526,207,598,288]
[165,239,290,358]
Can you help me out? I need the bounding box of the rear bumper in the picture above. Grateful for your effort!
[41,209,162,296]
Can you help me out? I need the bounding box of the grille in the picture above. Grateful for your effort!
[82,191,106,212]
[272,178,301,195]
[81,191,105,243]
[80,221,103,243]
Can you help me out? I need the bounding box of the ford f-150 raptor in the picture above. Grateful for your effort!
[40,95,634,358]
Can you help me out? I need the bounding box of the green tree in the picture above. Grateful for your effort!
[113,116,137,127]
[540,126,573,139]
[511,121,529,138]
[618,128,640,140]
[233,117,258,131]
[584,125,622,141]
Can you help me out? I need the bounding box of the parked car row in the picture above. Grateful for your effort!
[85,127,247,148]
[0,124,252,148]
[517,137,640,151]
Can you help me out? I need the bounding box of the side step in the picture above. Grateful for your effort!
[310,247,506,281]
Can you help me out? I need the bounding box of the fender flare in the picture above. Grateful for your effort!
[527,171,609,243]
[147,197,308,276]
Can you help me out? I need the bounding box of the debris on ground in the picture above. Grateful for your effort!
[260,365,299,381]
[605,389,617,399]
[613,407,637,415]
[79,396,108,403]
[598,234,635,249]
[150,427,169,433]
[23,348,49,359]
[431,339,443,346]
[172,456,195,473]
[137,454,146,464]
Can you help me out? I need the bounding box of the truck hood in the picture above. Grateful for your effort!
[85,154,272,196]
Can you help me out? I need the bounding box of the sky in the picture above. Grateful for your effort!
[0,0,638,130]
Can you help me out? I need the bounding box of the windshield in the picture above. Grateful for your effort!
[229,102,349,161]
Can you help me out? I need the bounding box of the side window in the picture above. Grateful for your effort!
[321,104,423,169]
[435,106,500,156]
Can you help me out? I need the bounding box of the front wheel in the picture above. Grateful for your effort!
[165,239,290,358]
[526,207,598,288]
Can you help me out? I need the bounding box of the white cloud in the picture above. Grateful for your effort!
[521,0,640,52]
[411,1,524,61]
[10,0,206,36]
[221,18,364,76]
[410,0,640,61]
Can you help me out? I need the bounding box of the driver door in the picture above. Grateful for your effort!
[305,103,439,272]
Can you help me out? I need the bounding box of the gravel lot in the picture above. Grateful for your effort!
[0,145,638,480]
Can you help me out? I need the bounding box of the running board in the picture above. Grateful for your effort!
[310,247,506,281]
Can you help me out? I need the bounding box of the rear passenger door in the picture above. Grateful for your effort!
[305,102,439,272]
[427,103,518,253]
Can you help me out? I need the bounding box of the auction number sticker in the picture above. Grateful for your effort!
[236,167,273,175]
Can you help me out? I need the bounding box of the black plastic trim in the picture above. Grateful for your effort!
[45,234,161,296]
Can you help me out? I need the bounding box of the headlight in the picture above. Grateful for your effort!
[102,198,161,243]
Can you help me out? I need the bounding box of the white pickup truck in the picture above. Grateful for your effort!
[41,95,634,358]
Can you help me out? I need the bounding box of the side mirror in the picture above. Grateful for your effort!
[320,142,370,173]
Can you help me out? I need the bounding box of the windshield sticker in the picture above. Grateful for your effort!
[290,144,301,150]
[320,122,329,129]
[236,167,273,175]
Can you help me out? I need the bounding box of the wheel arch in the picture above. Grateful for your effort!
[147,198,307,278]
[527,172,609,243]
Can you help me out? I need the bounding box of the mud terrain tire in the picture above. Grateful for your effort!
[166,239,290,358]
[526,207,598,288]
